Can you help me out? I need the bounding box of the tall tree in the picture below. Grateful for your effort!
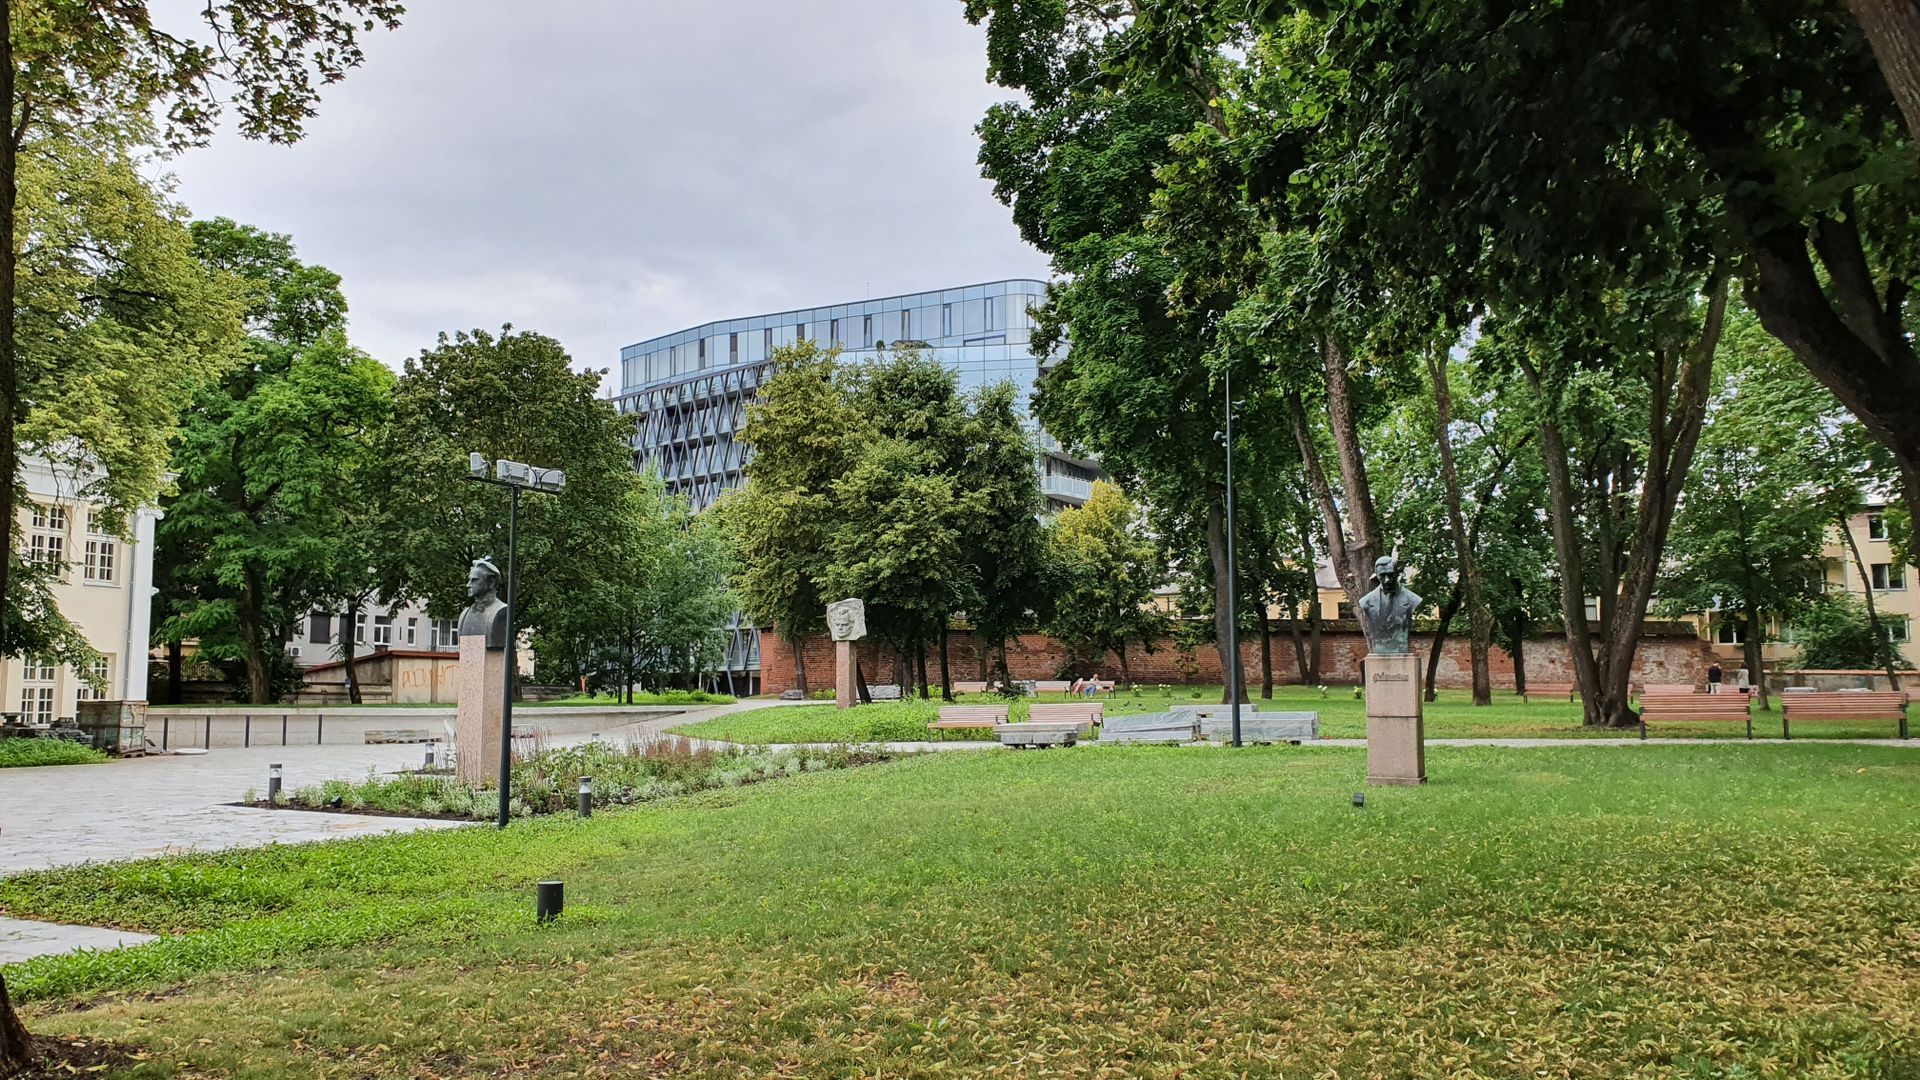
[378,328,639,642]
[955,381,1050,697]
[1044,480,1165,688]
[158,219,390,703]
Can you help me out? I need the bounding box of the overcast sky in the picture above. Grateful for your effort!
[165,1,1050,393]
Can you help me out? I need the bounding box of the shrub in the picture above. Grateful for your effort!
[0,739,109,768]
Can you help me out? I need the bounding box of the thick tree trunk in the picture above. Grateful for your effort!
[1510,629,1528,697]
[1116,641,1131,688]
[0,972,33,1078]
[1743,602,1769,711]
[166,639,184,705]
[916,637,931,701]
[1426,349,1493,705]
[1534,413,1616,725]
[1851,0,1920,154]
[1841,515,1904,690]
[791,631,809,695]
[240,568,273,705]
[1205,491,1239,705]
[1285,608,1309,686]
[1320,340,1384,602]
[0,3,18,695]
[1286,393,1369,627]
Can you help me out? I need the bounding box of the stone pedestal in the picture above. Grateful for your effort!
[835,639,855,709]
[455,636,507,784]
[1365,652,1426,787]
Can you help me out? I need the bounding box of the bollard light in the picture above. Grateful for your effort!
[577,776,592,819]
[423,742,436,769]
[1351,792,1365,808]
[267,763,283,804]
[536,880,564,924]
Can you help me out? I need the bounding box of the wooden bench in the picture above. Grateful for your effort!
[1779,691,1908,740]
[929,704,1008,731]
[951,681,990,695]
[1521,682,1576,704]
[1027,702,1103,734]
[1032,680,1073,694]
[1637,687,1751,740]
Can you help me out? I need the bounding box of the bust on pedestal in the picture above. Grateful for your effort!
[454,557,509,783]
[1360,554,1426,787]
[828,598,867,709]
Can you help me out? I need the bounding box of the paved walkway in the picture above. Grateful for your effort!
[0,915,156,964]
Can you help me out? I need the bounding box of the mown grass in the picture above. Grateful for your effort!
[3,743,1917,1077]
[672,684,1912,743]
[0,738,108,768]
[179,690,735,710]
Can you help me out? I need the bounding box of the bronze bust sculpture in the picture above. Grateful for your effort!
[1357,555,1421,656]
[458,556,509,650]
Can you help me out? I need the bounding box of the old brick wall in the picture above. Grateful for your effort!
[757,623,1716,694]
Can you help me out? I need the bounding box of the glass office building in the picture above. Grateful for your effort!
[613,278,1101,691]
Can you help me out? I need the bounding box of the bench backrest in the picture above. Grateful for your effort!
[950,681,989,695]
[937,704,1008,722]
[1780,692,1906,714]
[1029,702,1103,723]
[1640,683,1699,697]
[1033,680,1073,693]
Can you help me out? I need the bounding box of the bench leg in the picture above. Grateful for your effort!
[1902,713,1909,741]
[1639,719,1646,742]
[1746,714,1752,740]
[1782,716,1789,741]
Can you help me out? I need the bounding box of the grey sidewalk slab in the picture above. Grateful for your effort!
[0,915,155,964]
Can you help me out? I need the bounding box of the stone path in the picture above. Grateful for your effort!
[0,916,155,964]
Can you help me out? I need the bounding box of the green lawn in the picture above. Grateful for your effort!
[4,744,1917,1076]
[173,690,733,710]
[671,685,1911,743]
[0,739,106,768]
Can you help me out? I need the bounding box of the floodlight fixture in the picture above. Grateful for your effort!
[468,452,489,478]
[533,468,567,493]
[495,459,535,485]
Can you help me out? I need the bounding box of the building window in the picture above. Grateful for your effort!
[829,318,840,345]
[942,304,953,337]
[309,613,332,645]
[355,612,368,644]
[984,297,996,331]
[1717,620,1746,645]
[1871,563,1908,590]
[764,328,774,356]
[431,618,458,650]
[405,617,419,646]
[796,322,807,342]
[29,505,66,571]
[82,511,117,583]
[373,614,394,646]
[1889,617,1912,644]
[901,310,911,340]
[862,315,873,348]
[19,659,56,725]
[1867,513,1887,540]
[729,333,739,364]
[75,655,112,701]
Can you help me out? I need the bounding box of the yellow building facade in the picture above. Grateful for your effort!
[1815,503,1919,668]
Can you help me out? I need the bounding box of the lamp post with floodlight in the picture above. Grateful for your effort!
[464,453,566,828]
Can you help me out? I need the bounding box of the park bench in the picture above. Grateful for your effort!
[951,680,989,695]
[1779,691,1908,740]
[1637,686,1751,740]
[995,723,1077,748]
[1521,682,1577,704]
[929,704,1009,731]
[1032,680,1074,694]
[1027,701,1103,734]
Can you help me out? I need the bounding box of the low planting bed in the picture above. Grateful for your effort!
[246,738,887,820]
[0,738,109,769]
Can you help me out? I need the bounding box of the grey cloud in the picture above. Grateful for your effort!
[165,0,1048,386]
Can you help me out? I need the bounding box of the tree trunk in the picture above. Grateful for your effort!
[1851,0,1920,157]
[1320,340,1384,604]
[938,620,952,702]
[1285,609,1309,686]
[1743,602,1769,712]
[1533,411,1614,725]
[1116,641,1131,688]
[240,568,273,705]
[1425,585,1464,704]
[791,630,809,695]
[1426,348,1493,705]
[341,608,362,705]
[1510,627,1528,697]
[1205,490,1239,705]
[1840,513,1904,690]
[1286,393,1368,626]
[1258,606,1273,699]
[166,639,184,705]
[1307,600,1323,684]
[0,972,34,1078]
[916,636,931,701]
[0,1,19,695]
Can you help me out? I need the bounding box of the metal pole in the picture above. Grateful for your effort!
[1225,367,1241,748]
[499,485,519,829]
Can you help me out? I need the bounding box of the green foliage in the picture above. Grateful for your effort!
[1791,593,1916,671]
[1043,481,1164,680]
[157,219,390,703]
[7,745,1918,1075]
[0,739,107,768]
[377,327,641,639]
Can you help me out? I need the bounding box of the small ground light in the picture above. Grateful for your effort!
[1351,792,1365,808]
[577,776,592,819]
[267,763,283,803]
[423,742,436,769]
[536,880,564,924]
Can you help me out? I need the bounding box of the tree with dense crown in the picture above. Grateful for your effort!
[1044,480,1165,688]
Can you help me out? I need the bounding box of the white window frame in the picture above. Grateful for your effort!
[28,504,67,573]
[1889,617,1912,645]
[19,659,56,725]
[83,511,118,584]
[1871,562,1908,591]
[74,655,113,701]
[372,614,394,647]
[355,612,368,644]
[1867,513,1887,541]
[405,617,419,646]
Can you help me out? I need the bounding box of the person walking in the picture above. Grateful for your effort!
[1706,661,1723,695]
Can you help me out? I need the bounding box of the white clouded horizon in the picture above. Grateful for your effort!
[163,1,1049,391]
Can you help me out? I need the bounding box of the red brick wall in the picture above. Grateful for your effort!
[757,624,1716,694]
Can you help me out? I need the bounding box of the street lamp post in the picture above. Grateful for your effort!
[1224,368,1241,748]
[464,454,566,828]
